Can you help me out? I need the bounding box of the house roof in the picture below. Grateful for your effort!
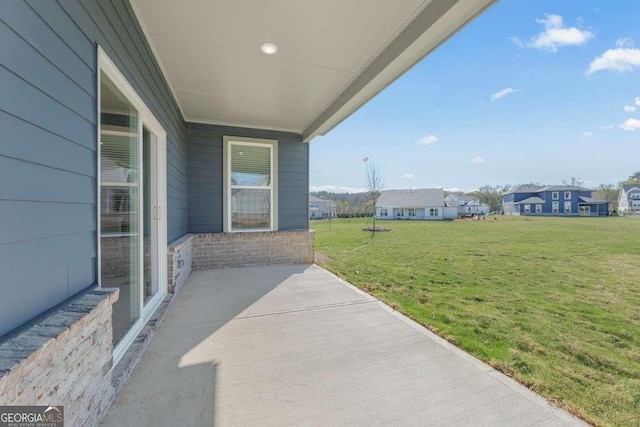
[309,195,325,203]
[504,184,594,195]
[514,196,545,204]
[579,196,607,204]
[445,194,477,204]
[502,185,544,195]
[376,188,444,208]
[130,0,497,141]
[538,185,591,192]
[309,195,336,207]
[622,184,640,192]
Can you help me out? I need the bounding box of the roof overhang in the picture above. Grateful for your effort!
[130,0,497,142]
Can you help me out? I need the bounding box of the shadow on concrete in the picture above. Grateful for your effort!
[102,264,310,427]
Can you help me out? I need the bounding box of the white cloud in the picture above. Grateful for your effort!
[514,14,593,52]
[469,156,485,164]
[616,37,635,48]
[601,124,615,130]
[417,134,439,145]
[444,187,461,192]
[401,173,415,179]
[620,118,640,131]
[491,87,518,101]
[309,184,367,193]
[582,131,593,137]
[587,47,640,75]
[635,97,640,106]
[624,105,637,112]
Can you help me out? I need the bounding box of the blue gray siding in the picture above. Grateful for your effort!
[0,0,187,337]
[503,190,607,216]
[187,123,309,233]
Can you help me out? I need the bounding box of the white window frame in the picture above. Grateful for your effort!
[223,136,278,232]
[564,191,571,200]
[97,47,168,365]
[429,208,439,216]
[552,192,559,200]
[524,204,531,214]
[564,201,571,213]
[408,208,416,217]
[535,204,542,213]
[552,201,559,214]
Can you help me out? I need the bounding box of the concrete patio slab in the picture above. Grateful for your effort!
[102,264,585,426]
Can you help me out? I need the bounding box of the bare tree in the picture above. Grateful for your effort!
[363,157,385,236]
[563,176,584,186]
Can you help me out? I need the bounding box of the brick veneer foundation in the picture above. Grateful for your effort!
[0,287,119,427]
[191,230,314,269]
[167,230,314,281]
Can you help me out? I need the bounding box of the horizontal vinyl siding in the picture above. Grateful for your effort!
[278,138,309,230]
[186,123,309,233]
[0,0,187,337]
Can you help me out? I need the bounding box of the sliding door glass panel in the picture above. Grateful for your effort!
[100,72,140,345]
[143,128,159,304]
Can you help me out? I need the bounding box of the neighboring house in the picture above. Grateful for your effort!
[309,206,324,219]
[444,194,490,216]
[502,185,608,216]
[0,0,496,423]
[618,185,640,212]
[375,189,457,220]
[309,195,337,218]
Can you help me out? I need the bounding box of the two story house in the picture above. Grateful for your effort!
[618,184,640,212]
[444,194,490,216]
[502,185,608,216]
[309,195,337,219]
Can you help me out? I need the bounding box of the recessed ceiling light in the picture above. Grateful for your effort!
[260,43,278,55]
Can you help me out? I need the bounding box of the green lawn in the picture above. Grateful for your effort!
[313,216,640,426]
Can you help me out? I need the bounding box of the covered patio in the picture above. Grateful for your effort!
[102,264,584,426]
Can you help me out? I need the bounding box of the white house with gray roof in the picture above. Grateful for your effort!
[444,194,490,216]
[375,189,457,220]
[309,195,337,218]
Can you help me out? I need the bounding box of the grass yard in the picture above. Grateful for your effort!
[314,216,640,426]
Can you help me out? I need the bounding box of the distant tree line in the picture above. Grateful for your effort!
[311,191,377,217]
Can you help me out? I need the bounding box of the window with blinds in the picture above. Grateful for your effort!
[229,142,273,231]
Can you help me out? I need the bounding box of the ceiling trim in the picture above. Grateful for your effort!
[302,0,497,142]
[128,0,187,121]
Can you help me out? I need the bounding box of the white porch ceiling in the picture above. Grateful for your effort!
[130,0,496,141]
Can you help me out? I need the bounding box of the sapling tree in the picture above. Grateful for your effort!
[363,157,384,236]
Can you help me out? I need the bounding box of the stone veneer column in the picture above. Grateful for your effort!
[0,287,119,427]
[167,234,193,294]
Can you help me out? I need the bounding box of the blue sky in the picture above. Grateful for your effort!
[309,1,640,193]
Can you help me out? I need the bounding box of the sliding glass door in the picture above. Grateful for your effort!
[143,127,159,305]
[98,48,168,364]
[100,73,141,344]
